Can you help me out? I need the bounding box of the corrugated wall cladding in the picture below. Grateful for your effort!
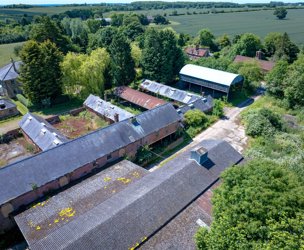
[19,113,69,151]
[0,103,181,207]
[84,94,133,122]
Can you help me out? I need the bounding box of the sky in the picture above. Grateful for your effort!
[1,0,301,5]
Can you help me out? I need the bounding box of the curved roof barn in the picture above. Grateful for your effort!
[179,64,243,94]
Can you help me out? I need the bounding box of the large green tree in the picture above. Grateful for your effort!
[274,7,288,19]
[196,160,304,250]
[230,33,262,58]
[19,40,63,105]
[30,16,72,53]
[109,33,135,86]
[141,28,184,83]
[61,48,111,98]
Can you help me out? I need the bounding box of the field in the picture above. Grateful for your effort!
[166,9,304,44]
[0,42,23,67]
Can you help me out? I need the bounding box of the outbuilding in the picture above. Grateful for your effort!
[0,99,19,120]
[179,64,243,98]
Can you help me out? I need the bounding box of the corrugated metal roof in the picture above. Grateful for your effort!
[0,61,21,81]
[140,80,202,105]
[19,113,69,151]
[115,86,167,110]
[180,64,243,87]
[0,103,180,206]
[15,140,242,250]
[0,98,16,110]
[178,95,213,115]
[234,55,275,72]
[84,94,133,122]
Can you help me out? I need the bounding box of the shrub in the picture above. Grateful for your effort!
[16,94,31,107]
[184,109,208,127]
[212,99,224,117]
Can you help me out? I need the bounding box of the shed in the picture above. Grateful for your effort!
[19,113,69,151]
[0,61,22,98]
[140,80,202,105]
[179,64,243,97]
[178,95,213,115]
[83,94,134,123]
[0,99,19,120]
[115,86,167,110]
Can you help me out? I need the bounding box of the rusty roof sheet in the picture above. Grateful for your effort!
[115,86,167,110]
[84,94,134,122]
[140,80,202,105]
[234,55,275,72]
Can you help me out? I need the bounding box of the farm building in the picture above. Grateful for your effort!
[179,64,244,98]
[233,55,275,73]
[0,99,19,120]
[19,113,69,151]
[0,60,22,98]
[141,79,202,105]
[84,94,133,123]
[115,86,167,110]
[15,140,243,250]
[178,95,213,115]
[185,46,210,60]
[0,103,181,232]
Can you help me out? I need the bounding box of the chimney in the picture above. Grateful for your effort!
[256,51,263,60]
[114,113,119,123]
[191,146,208,166]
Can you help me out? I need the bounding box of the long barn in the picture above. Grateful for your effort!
[179,64,243,98]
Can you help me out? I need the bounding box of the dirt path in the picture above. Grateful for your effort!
[149,95,260,172]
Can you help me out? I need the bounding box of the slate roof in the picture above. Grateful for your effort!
[178,95,213,115]
[15,140,242,250]
[180,64,243,87]
[141,79,202,105]
[0,103,180,206]
[19,113,69,151]
[115,86,167,110]
[0,98,17,110]
[234,55,275,72]
[0,61,22,81]
[83,94,133,122]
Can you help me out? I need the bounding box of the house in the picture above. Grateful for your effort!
[15,140,243,250]
[140,79,202,105]
[177,95,214,115]
[0,103,181,232]
[179,64,244,98]
[84,94,134,123]
[185,46,210,60]
[233,54,275,73]
[0,60,22,98]
[115,86,167,110]
[0,99,19,120]
[19,113,69,151]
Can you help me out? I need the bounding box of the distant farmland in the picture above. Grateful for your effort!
[166,9,304,44]
[0,42,23,67]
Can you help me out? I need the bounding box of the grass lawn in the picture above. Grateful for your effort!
[0,42,23,67]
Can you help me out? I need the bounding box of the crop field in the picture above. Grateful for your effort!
[0,42,23,67]
[167,9,304,44]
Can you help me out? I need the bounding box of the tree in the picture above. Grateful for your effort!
[264,32,282,57]
[284,54,304,108]
[274,32,299,63]
[153,14,169,25]
[19,40,63,105]
[141,28,184,83]
[198,29,216,51]
[212,99,224,117]
[274,7,287,19]
[61,48,111,98]
[184,109,208,127]
[216,34,231,49]
[265,60,289,98]
[87,26,118,51]
[122,20,144,41]
[30,16,72,53]
[196,160,304,249]
[230,33,262,58]
[109,33,135,86]
[130,43,142,67]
